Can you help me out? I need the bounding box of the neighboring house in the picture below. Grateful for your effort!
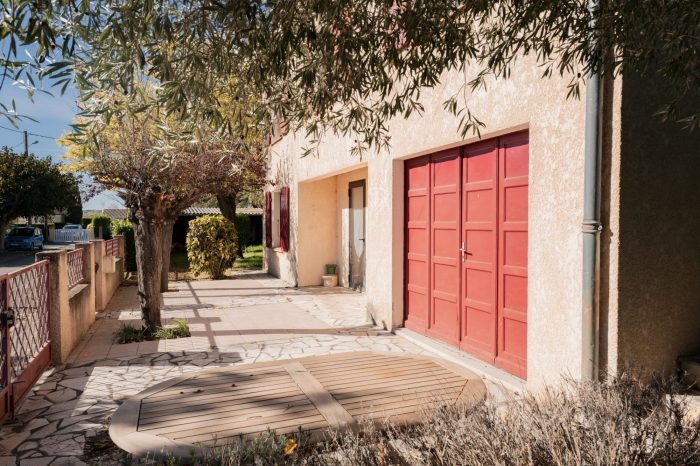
[83,206,263,249]
[263,59,700,388]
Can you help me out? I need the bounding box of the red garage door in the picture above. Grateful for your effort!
[404,131,528,379]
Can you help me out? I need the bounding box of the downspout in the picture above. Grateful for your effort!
[581,0,603,380]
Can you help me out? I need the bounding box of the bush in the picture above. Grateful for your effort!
[81,217,92,228]
[186,215,238,279]
[112,219,136,271]
[88,214,112,239]
[234,213,253,252]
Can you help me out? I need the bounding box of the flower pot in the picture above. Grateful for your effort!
[321,274,338,287]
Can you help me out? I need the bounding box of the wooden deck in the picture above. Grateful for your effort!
[109,351,486,458]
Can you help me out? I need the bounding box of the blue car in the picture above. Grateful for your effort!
[4,227,44,251]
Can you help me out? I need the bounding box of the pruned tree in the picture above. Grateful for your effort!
[62,87,264,330]
[0,147,80,250]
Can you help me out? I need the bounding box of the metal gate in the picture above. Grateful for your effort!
[0,260,51,422]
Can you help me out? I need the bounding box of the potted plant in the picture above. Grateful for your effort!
[322,264,338,287]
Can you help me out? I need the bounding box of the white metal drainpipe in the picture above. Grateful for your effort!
[582,0,603,380]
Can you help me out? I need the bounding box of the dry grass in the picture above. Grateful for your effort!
[140,374,700,466]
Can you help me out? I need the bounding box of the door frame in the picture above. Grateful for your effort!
[348,179,366,290]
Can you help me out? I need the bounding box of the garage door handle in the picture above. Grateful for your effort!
[459,243,471,262]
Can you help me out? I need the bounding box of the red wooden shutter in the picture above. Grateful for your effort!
[264,192,272,248]
[280,187,290,251]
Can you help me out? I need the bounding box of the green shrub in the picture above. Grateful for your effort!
[186,215,238,279]
[81,217,92,228]
[234,213,253,252]
[88,214,112,239]
[112,219,136,271]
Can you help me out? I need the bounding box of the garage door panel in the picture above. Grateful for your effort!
[461,142,498,359]
[503,231,528,268]
[429,151,460,343]
[497,132,529,378]
[404,156,430,329]
[465,190,495,221]
[504,186,528,222]
[407,195,428,221]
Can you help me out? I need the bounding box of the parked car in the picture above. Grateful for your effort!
[63,224,82,230]
[4,227,44,251]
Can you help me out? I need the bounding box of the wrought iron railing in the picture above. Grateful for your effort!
[67,249,85,289]
[0,259,51,425]
[105,238,120,257]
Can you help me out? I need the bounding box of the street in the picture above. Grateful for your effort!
[0,244,72,274]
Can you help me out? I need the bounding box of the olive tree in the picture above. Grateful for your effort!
[62,88,258,330]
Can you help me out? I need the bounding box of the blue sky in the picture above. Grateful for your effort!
[0,83,124,210]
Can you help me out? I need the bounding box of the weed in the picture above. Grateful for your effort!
[114,320,190,343]
[152,319,191,340]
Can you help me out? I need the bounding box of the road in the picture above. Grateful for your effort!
[0,244,72,275]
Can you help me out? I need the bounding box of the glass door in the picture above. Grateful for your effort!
[349,180,366,290]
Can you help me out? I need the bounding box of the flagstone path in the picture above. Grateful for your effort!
[0,273,431,465]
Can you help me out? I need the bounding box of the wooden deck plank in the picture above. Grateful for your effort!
[146,405,323,436]
[309,359,443,379]
[141,380,301,409]
[141,380,300,408]
[337,382,466,407]
[322,372,463,392]
[146,373,293,400]
[109,351,486,461]
[140,386,306,416]
[314,365,453,387]
[284,362,357,428]
[173,414,328,443]
[139,399,315,431]
[139,394,310,425]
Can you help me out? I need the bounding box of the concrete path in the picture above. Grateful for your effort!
[0,273,429,465]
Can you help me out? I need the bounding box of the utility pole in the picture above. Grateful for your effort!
[23,131,28,156]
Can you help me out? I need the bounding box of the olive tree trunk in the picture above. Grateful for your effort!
[160,219,175,292]
[217,193,242,257]
[133,215,164,332]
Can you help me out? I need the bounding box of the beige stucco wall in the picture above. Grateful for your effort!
[265,55,599,387]
[607,71,700,377]
[297,177,338,286]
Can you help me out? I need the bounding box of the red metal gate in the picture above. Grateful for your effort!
[0,260,51,423]
[404,131,529,379]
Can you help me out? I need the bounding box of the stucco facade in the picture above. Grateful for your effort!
[264,56,700,388]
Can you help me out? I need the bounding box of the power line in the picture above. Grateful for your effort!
[0,124,58,140]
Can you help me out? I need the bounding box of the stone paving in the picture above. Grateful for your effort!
[0,273,429,465]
